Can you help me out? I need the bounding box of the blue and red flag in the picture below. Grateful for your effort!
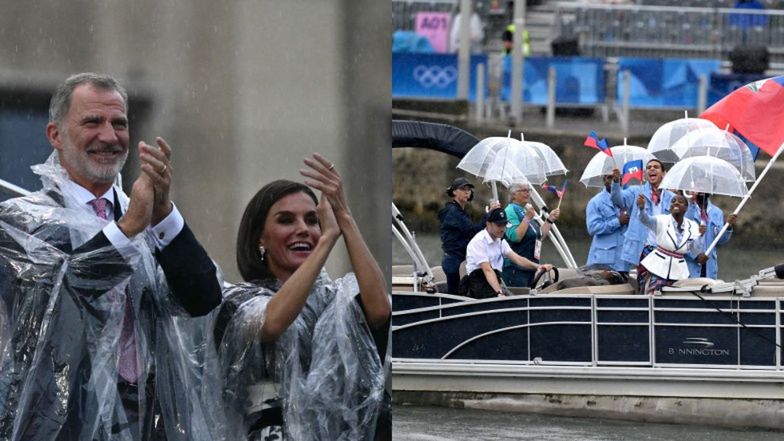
[700,76,784,157]
[621,159,644,189]
[584,131,612,157]
[542,180,568,199]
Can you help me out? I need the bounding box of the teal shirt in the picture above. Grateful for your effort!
[503,203,540,267]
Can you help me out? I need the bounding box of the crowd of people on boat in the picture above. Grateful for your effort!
[439,158,737,297]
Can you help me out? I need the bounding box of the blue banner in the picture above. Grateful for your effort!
[501,56,606,105]
[707,72,767,106]
[616,58,720,108]
[392,53,488,101]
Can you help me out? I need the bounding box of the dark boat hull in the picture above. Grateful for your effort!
[393,292,783,369]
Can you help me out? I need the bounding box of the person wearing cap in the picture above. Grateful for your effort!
[502,182,560,288]
[464,207,552,299]
[438,177,499,294]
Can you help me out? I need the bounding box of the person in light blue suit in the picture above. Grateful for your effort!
[611,159,675,291]
[586,174,630,273]
[684,192,738,279]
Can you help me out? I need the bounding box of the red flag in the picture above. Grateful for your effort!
[700,76,784,157]
[542,181,568,199]
[584,131,612,157]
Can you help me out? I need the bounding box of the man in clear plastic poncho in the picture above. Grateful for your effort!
[0,73,222,440]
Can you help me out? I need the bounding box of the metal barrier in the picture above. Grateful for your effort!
[554,3,784,63]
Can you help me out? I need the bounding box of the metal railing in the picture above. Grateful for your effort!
[393,292,784,370]
[554,3,784,62]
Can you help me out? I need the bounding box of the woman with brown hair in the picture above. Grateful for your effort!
[212,153,390,440]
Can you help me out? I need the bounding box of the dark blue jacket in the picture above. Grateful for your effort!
[438,201,486,260]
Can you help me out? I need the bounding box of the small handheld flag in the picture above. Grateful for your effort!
[584,131,612,157]
[542,181,568,209]
[621,159,644,189]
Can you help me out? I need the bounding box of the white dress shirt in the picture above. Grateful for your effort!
[60,179,184,258]
[465,228,512,274]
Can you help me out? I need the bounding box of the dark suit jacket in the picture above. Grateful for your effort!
[0,187,221,441]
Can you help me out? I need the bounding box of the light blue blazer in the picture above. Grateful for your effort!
[610,181,675,267]
[586,189,627,272]
[684,201,733,279]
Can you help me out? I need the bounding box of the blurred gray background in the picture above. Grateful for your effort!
[0,0,391,282]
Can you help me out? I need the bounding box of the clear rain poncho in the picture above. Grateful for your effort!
[211,271,387,440]
[0,153,221,441]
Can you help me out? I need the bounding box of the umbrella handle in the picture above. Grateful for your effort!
[491,181,498,204]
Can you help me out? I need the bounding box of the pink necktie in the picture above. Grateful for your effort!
[89,198,138,383]
[88,197,110,220]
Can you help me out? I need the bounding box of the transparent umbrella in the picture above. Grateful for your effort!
[456,136,516,180]
[457,135,547,200]
[482,139,577,268]
[580,144,655,188]
[481,159,531,188]
[481,142,547,187]
[670,126,756,182]
[659,156,748,198]
[647,113,716,163]
[521,133,568,177]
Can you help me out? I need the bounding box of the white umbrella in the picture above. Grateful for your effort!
[647,113,716,163]
[458,135,548,200]
[580,144,655,188]
[670,127,756,182]
[482,142,548,187]
[458,134,577,269]
[456,136,514,179]
[481,156,533,188]
[521,133,568,177]
[514,135,576,268]
[659,156,748,198]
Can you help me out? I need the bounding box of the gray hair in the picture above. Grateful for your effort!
[508,182,530,201]
[48,73,128,125]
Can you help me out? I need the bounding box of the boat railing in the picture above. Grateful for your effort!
[392,202,435,292]
[393,288,784,371]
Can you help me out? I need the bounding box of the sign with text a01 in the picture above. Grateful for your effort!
[415,12,450,53]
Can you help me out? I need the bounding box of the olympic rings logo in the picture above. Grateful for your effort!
[413,65,457,88]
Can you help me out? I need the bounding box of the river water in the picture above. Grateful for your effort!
[393,405,783,440]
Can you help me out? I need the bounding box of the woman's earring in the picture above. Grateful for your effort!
[258,245,266,262]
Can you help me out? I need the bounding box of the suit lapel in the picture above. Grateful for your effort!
[112,188,123,221]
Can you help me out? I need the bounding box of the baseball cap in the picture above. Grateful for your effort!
[446,177,475,197]
[487,207,508,225]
